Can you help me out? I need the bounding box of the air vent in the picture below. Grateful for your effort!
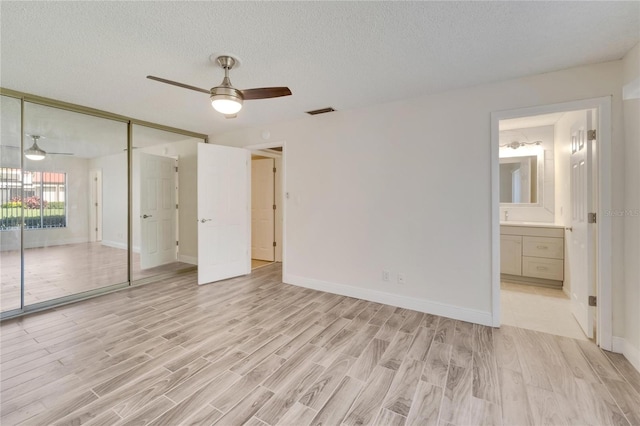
[306,107,336,115]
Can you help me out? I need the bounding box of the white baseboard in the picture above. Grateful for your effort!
[178,254,198,265]
[100,241,142,253]
[612,336,640,373]
[20,237,89,250]
[100,240,127,250]
[284,274,493,326]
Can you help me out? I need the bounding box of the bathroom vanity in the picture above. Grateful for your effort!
[500,223,564,288]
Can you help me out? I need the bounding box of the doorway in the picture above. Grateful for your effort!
[250,147,283,270]
[491,97,613,350]
[194,141,286,285]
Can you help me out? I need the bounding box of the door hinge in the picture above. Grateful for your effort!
[95,202,98,206]
[589,295,597,307]
[175,166,178,172]
[588,212,597,224]
[273,204,276,210]
[176,204,179,209]
[273,167,276,173]
[587,130,596,141]
[176,241,179,246]
[273,241,277,247]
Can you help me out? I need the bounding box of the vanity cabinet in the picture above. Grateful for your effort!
[500,235,522,276]
[500,225,564,288]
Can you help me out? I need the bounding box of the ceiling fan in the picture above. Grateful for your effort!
[23,134,73,160]
[147,55,292,118]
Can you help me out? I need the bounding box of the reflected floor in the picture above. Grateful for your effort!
[501,281,588,341]
[1,242,193,312]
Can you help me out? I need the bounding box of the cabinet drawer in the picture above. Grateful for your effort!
[523,236,563,259]
[522,256,564,280]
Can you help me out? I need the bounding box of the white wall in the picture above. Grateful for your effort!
[620,43,640,370]
[499,125,555,222]
[214,59,625,328]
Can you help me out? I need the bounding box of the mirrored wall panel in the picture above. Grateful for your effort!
[131,125,201,281]
[22,102,128,306]
[1,95,23,313]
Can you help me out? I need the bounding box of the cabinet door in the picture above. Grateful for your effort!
[501,235,522,276]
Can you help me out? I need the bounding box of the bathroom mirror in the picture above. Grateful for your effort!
[499,152,543,205]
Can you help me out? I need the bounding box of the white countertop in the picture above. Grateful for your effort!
[500,222,565,229]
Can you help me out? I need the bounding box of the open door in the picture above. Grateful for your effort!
[569,110,596,339]
[251,158,275,261]
[140,153,177,269]
[197,143,250,285]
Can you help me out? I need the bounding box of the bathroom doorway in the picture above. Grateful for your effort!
[491,97,613,350]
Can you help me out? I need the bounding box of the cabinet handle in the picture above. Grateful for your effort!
[536,266,548,271]
[536,245,548,249]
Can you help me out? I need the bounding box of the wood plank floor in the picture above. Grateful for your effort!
[1,263,639,425]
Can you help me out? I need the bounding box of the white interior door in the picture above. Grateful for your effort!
[569,111,595,338]
[197,143,250,285]
[251,158,275,261]
[140,153,177,269]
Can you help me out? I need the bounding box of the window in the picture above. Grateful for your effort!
[0,168,67,230]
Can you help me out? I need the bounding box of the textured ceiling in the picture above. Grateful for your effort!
[1,1,638,137]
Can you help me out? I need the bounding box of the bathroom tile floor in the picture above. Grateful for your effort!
[501,281,589,341]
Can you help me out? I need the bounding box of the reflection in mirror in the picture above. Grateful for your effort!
[20,102,128,306]
[500,156,538,203]
[131,125,201,281]
[0,96,22,313]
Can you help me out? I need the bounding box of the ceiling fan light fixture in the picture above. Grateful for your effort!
[24,137,46,161]
[211,97,243,115]
[210,86,243,115]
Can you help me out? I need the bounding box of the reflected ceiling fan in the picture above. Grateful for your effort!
[147,55,292,118]
[23,134,73,161]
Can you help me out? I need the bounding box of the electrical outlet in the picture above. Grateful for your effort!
[398,273,406,285]
[382,270,390,282]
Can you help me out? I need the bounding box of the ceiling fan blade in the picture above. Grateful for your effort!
[240,87,292,100]
[147,76,210,94]
[49,152,74,156]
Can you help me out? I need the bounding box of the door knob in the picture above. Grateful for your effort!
[142,214,152,219]
[200,218,212,223]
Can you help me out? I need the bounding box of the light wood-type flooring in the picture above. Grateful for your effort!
[1,263,639,425]
[251,259,275,270]
[1,242,194,312]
